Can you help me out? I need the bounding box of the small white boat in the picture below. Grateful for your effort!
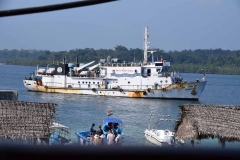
[144,114,184,147]
[144,129,175,146]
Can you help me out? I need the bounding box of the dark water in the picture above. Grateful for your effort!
[0,65,240,148]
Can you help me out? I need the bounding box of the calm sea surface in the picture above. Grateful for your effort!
[0,65,240,148]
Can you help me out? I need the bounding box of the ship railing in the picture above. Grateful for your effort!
[99,63,143,67]
[65,83,103,89]
[142,73,168,77]
[116,84,169,90]
[44,82,103,89]
[43,82,169,90]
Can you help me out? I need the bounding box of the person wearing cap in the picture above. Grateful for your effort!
[93,134,103,146]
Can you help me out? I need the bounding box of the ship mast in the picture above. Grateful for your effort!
[143,27,149,64]
[143,27,156,64]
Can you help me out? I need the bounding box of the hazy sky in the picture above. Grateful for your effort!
[0,0,240,52]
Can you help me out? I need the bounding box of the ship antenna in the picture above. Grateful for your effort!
[148,112,153,130]
[75,57,79,67]
[149,50,157,63]
[201,68,206,81]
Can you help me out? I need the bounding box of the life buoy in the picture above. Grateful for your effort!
[68,85,72,89]
[162,88,166,91]
[119,89,123,92]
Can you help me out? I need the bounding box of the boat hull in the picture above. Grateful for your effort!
[23,79,206,100]
[144,129,175,147]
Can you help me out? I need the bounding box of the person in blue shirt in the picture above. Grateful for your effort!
[90,123,96,135]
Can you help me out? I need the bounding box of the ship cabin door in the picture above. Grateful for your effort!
[147,69,151,76]
[100,68,107,77]
[102,80,106,89]
[103,80,108,89]
[105,81,109,89]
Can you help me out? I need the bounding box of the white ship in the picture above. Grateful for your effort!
[23,27,207,100]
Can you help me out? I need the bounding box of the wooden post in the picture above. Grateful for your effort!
[33,137,37,145]
[191,140,194,148]
[219,138,225,149]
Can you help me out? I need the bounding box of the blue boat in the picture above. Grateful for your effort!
[102,117,124,136]
[49,122,72,145]
[76,117,124,146]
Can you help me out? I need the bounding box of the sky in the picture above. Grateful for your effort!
[0,0,240,52]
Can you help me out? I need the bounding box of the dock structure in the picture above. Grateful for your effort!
[0,100,56,144]
[0,90,18,100]
[174,104,240,148]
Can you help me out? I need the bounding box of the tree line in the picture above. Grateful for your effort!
[1,46,240,75]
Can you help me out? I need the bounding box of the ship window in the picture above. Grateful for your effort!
[155,63,163,66]
[128,81,130,84]
[135,70,137,73]
[78,81,80,83]
[93,82,95,84]
[97,82,99,84]
[89,82,91,84]
[82,81,84,84]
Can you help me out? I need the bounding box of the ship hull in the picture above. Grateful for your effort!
[23,80,206,101]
